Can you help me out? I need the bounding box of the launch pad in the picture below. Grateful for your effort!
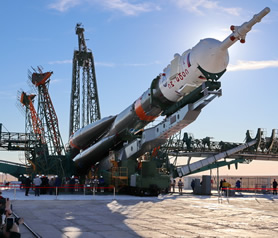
[7,189,278,238]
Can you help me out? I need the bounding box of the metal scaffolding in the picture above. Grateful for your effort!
[69,23,101,138]
[30,67,65,156]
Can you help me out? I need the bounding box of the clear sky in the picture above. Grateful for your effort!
[1,0,278,175]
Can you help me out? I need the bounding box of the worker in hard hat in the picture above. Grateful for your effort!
[33,175,42,197]
[222,179,231,196]
[99,176,105,192]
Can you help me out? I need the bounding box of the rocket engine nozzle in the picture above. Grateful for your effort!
[220,7,270,50]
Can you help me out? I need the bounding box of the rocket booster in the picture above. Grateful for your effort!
[70,8,270,174]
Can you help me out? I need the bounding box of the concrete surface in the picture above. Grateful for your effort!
[3,189,278,238]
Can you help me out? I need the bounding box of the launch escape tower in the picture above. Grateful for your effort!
[69,23,101,138]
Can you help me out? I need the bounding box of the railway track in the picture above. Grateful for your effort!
[12,211,42,238]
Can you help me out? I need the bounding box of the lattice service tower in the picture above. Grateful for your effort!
[69,23,101,138]
[30,67,65,156]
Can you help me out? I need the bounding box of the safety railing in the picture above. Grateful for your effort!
[0,184,117,200]
[219,187,278,203]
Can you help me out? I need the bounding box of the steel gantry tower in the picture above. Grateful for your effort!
[18,91,48,172]
[30,67,65,156]
[19,91,45,144]
[11,68,69,176]
[69,23,101,138]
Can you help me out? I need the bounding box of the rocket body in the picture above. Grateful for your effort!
[159,39,228,102]
[70,8,270,174]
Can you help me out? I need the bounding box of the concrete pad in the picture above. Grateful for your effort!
[3,189,278,237]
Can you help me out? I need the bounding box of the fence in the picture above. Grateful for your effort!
[186,175,277,191]
[218,186,278,204]
[0,184,117,200]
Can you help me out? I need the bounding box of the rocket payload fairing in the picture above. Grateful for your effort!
[70,7,270,174]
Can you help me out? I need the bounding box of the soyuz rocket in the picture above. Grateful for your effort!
[70,7,270,174]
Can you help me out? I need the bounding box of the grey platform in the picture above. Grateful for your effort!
[2,189,278,238]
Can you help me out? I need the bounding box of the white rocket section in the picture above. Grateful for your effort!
[159,39,229,102]
[158,7,270,103]
[191,39,229,73]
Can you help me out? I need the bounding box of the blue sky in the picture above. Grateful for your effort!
[1,0,278,175]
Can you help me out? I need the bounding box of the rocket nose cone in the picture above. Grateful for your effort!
[192,38,229,74]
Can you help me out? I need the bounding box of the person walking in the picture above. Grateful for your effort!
[69,176,76,194]
[54,175,62,195]
[41,175,49,194]
[222,179,231,196]
[33,175,42,196]
[219,179,223,191]
[191,179,195,192]
[235,178,242,194]
[49,177,55,195]
[235,179,241,189]
[171,179,176,193]
[273,179,277,195]
[178,178,183,195]
[99,176,105,192]
[25,176,32,196]
[93,177,99,192]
